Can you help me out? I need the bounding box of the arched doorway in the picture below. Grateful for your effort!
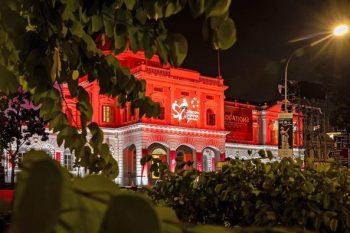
[202,147,219,172]
[148,143,168,164]
[147,143,169,182]
[123,145,136,186]
[176,145,195,170]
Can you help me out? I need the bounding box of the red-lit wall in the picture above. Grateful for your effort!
[224,101,259,144]
[62,50,227,132]
[224,101,303,147]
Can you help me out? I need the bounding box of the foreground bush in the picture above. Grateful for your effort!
[8,150,312,233]
[146,158,350,233]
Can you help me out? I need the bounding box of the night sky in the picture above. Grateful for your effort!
[167,0,350,103]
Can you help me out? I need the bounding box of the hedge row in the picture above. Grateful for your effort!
[146,158,350,233]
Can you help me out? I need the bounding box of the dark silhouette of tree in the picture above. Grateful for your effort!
[328,74,350,132]
[0,91,48,184]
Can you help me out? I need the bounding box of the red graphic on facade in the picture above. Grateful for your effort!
[225,106,253,142]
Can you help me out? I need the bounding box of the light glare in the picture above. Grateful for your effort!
[333,24,349,36]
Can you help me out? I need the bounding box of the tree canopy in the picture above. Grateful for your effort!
[0,91,48,184]
[0,0,236,179]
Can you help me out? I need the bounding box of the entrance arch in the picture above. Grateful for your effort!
[202,147,220,172]
[148,143,169,164]
[123,144,136,186]
[176,145,195,170]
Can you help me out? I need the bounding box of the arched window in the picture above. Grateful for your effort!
[203,148,216,172]
[206,109,216,126]
[102,105,113,123]
[151,148,167,163]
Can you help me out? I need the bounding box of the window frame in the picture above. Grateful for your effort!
[206,109,216,126]
[102,105,113,123]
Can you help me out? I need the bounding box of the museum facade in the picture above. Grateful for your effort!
[2,50,303,185]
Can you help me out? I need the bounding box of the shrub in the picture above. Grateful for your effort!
[9,150,310,233]
[146,158,350,233]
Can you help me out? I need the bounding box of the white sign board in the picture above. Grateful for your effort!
[172,97,200,123]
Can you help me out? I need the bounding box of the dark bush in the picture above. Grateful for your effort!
[146,158,350,233]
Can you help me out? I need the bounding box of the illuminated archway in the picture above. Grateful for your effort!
[123,144,136,186]
[202,147,220,172]
[176,145,195,170]
[148,143,168,163]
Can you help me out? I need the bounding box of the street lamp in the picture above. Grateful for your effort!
[333,24,349,36]
[283,24,349,112]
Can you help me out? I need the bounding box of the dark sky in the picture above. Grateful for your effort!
[167,0,350,103]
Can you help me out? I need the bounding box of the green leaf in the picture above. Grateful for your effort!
[82,34,98,54]
[206,0,231,17]
[124,0,136,10]
[73,175,119,195]
[99,193,161,233]
[167,33,188,67]
[77,86,93,121]
[186,225,231,233]
[128,26,142,53]
[330,218,338,231]
[214,17,236,50]
[0,65,19,95]
[143,33,154,59]
[70,21,84,38]
[10,151,63,233]
[91,15,104,33]
[72,70,80,80]
[103,17,114,38]
[62,0,79,20]
[136,8,147,24]
[156,207,180,224]
[88,122,104,148]
[188,0,206,18]
[49,113,68,133]
[209,12,229,30]
[57,125,75,147]
[165,2,183,18]
[156,207,182,233]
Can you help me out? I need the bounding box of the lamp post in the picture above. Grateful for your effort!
[279,24,349,158]
[283,24,349,112]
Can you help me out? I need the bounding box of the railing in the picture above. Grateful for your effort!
[132,65,224,87]
[199,76,224,86]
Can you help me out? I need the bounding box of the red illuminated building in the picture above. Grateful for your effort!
[1,50,303,185]
[60,50,303,185]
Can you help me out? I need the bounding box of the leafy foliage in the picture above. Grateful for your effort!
[5,150,311,233]
[146,157,350,233]
[0,91,48,184]
[0,0,236,178]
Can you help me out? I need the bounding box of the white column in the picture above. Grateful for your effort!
[259,111,267,145]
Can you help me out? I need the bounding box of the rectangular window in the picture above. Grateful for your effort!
[102,105,113,123]
[154,87,163,92]
[64,152,73,171]
[208,114,216,125]
[181,91,189,96]
[206,95,214,100]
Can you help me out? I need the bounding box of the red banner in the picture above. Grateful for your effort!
[224,106,253,142]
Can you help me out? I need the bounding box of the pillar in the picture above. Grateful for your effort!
[220,153,225,161]
[55,152,61,163]
[196,152,203,171]
[169,150,176,172]
[141,148,149,178]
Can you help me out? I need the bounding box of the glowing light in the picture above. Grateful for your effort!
[333,24,349,36]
